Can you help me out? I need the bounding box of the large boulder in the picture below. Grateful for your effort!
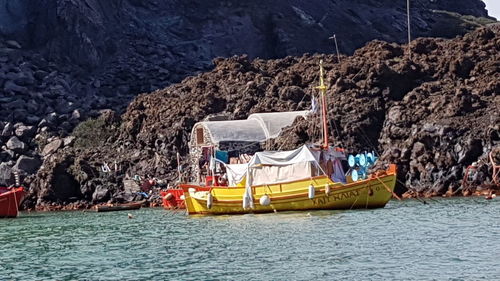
[54,99,76,114]
[6,136,26,153]
[0,163,14,186]
[3,80,28,94]
[92,185,111,203]
[14,124,36,140]
[13,155,41,175]
[0,150,14,162]
[63,136,76,147]
[42,138,62,156]
[1,122,13,137]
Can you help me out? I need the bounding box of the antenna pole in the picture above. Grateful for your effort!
[328,34,341,64]
[334,35,341,64]
[407,0,411,60]
[315,60,329,149]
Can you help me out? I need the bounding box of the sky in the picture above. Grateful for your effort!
[483,0,500,19]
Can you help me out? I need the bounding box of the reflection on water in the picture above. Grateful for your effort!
[1,198,499,280]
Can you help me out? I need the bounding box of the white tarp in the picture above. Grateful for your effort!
[243,145,320,209]
[248,111,308,139]
[193,111,308,144]
[225,163,248,186]
[202,120,267,143]
[250,161,313,186]
[224,145,321,188]
[248,145,318,167]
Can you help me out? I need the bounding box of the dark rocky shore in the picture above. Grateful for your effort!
[0,0,497,210]
[27,26,500,210]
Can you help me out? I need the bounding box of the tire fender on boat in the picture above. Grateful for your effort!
[207,193,213,209]
[308,184,315,199]
[259,194,271,206]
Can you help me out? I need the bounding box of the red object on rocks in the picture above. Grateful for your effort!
[0,187,25,218]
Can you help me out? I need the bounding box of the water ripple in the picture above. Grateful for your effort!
[1,198,499,280]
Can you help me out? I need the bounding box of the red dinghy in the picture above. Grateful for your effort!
[161,185,212,209]
[0,187,25,218]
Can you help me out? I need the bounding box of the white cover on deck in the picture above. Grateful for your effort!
[225,163,249,186]
[242,145,319,209]
[248,144,318,167]
[249,162,313,186]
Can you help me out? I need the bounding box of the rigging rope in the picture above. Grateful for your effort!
[13,188,19,218]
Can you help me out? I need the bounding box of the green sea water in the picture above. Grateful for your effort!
[1,198,499,281]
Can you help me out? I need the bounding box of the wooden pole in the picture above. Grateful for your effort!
[407,0,411,60]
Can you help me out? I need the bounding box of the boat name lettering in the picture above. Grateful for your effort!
[312,190,360,205]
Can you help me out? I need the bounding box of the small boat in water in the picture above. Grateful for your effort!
[180,60,397,215]
[0,187,25,218]
[161,189,185,209]
[95,200,145,212]
[161,187,211,209]
[184,148,397,215]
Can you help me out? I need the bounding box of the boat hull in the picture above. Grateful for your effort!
[185,165,397,215]
[0,187,25,218]
[161,189,185,209]
[95,201,144,212]
[161,186,211,209]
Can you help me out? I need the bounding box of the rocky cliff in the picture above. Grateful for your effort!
[26,25,500,209]
[0,0,497,208]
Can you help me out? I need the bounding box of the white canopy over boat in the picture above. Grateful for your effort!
[193,111,309,144]
[241,145,322,209]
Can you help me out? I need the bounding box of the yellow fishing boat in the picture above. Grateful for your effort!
[184,162,396,215]
[182,60,397,215]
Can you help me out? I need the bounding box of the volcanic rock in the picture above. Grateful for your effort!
[13,155,41,175]
[5,40,21,49]
[42,139,63,156]
[63,136,76,147]
[1,122,13,137]
[92,185,111,203]
[3,80,28,94]
[0,163,14,186]
[15,125,36,140]
[1,1,494,209]
[6,136,26,153]
[27,25,500,209]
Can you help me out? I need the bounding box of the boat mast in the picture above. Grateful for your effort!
[316,60,329,149]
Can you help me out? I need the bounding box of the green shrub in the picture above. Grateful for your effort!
[429,10,497,38]
[72,118,116,149]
